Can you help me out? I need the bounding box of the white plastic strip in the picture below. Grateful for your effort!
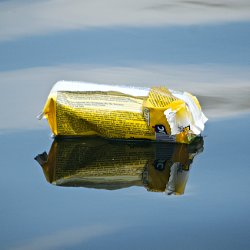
[168,89,208,135]
[50,80,150,97]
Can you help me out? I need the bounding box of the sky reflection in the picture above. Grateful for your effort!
[1,1,250,250]
[0,1,250,132]
[1,0,250,41]
[0,64,249,131]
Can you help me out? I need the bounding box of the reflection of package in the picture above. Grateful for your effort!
[35,137,204,195]
[39,81,207,144]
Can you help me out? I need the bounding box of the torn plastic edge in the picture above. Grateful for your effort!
[37,111,44,120]
[166,90,208,136]
[171,90,208,130]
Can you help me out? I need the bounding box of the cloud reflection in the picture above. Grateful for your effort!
[0,64,250,131]
[0,0,250,41]
[9,224,120,250]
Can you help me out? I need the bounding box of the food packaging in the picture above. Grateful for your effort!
[39,81,207,143]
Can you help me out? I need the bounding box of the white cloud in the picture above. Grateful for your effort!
[0,0,250,41]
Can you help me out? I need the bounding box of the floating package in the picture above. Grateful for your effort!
[39,81,207,143]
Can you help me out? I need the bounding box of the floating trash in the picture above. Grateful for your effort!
[39,81,207,144]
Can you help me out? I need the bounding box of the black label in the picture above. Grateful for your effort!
[155,125,168,135]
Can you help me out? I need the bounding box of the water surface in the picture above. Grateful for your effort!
[1,1,250,249]
[1,115,250,250]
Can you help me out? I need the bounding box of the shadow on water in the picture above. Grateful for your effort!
[35,136,204,195]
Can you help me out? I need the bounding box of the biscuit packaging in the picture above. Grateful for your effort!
[39,81,207,144]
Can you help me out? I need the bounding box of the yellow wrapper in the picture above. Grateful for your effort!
[35,136,204,195]
[40,81,207,144]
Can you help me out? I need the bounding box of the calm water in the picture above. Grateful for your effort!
[1,114,250,250]
[1,1,250,249]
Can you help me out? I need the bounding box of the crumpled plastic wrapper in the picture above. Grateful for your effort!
[39,81,207,144]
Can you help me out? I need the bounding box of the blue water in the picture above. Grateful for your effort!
[1,23,250,71]
[0,114,250,250]
[1,1,250,249]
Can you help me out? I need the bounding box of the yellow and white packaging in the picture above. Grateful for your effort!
[35,136,204,195]
[39,81,207,144]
